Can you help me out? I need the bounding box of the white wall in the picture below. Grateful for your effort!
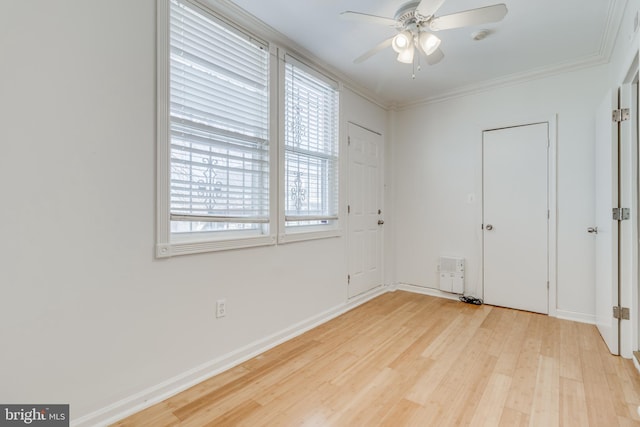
[0,0,388,423]
[392,64,610,320]
[2,0,635,422]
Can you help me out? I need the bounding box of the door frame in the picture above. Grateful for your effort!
[346,121,384,299]
[479,116,558,317]
[619,52,639,359]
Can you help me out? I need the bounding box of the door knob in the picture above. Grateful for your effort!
[587,227,598,234]
[485,224,493,231]
[378,220,384,225]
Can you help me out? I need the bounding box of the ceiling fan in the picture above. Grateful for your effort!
[340,0,508,67]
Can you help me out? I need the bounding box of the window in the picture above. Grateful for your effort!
[157,0,275,256]
[157,1,341,256]
[282,56,340,239]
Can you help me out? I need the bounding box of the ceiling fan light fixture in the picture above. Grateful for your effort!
[392,30,412,53]
[397,43,415,63]
[419,32,441,55]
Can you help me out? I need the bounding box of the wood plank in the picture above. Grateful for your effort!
[559,377,589,427]
[111,292,640,427]
[580,323,621,426]
[110,403,180,427]
[559,319,583,381]
[498,407,530,427]
[493,309,531,376]
[529,355,560,426]
[468,373,512,426]
[504,312,544,415]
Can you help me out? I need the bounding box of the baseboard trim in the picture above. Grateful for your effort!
[395,283,461,301]
[396,283,597,326]
[555,309,596,325]
[72,286,388,427]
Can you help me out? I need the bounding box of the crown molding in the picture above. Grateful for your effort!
[599,0,627,61]
[393,0,626,110]
[185,0,627,112]
[395,53,609,110]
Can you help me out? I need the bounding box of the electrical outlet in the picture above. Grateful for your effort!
[216,299,227,318]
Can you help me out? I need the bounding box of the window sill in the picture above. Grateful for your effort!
[156,234,276,258]
[277,228,342,244]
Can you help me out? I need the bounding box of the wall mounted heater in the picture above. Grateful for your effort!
[439,256,464,294]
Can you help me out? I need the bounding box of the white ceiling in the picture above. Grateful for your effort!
[224,0,621,106]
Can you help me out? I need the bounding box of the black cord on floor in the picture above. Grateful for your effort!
[459,295,484,305]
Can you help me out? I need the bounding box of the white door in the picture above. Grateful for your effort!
[347,123,383,298]
[483,123,549,314]
[595,90,619,355]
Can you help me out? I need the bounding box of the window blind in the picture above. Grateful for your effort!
[169,0,270,234]
[284,57,339,226]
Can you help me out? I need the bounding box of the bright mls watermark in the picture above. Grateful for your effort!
[0,405,68,426]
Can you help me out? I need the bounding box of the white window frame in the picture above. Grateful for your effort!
[278,53,342,243]
[156,0,278,257]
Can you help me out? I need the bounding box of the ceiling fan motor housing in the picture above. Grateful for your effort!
[394,1,429,26]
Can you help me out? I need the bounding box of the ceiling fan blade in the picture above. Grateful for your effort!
[423,47,444,65]
[353,37,394,64]
[429,4,507,31]
[339,11,398,27]
[416,0,447,18]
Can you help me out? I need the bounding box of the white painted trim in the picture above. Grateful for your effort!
[155,0,278,257]
[548,115,559,318]
[396,55,608,109]
[276,51,343,245]
[395,0,626,109]
[71,286,388,427]
[555,309,597,325]
[199,0,626,111]
[397,283,597,325]
[346,122,386,299]
[599,0,627,62]
[620,62,639,359]
[395,283,462,301]
[479,117,558,317]
[72,281,602,426]
[156,0,170,256]
[347,284,388,303]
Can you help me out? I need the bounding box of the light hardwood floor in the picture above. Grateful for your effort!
[114,291,640,426]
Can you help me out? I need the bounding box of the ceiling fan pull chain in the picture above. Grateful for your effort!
[412,49,421,80]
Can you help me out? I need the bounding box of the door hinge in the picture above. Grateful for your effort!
[613,108,630,122]
[613,306,630,320]
[348,205,351,214]
[612,207,630,221]
[348,136,351,146]
[547,281,549,289]
[347,274,351,285]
